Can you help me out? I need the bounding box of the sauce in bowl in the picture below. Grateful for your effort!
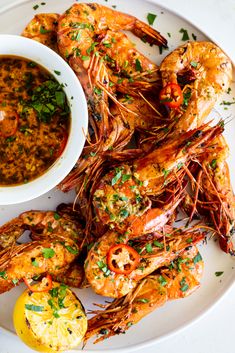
[0,56,70,186]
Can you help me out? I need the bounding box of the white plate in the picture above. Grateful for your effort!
[0,0,235,352]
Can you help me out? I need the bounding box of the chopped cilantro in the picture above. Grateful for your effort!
[54,70,61,76]
[33,4,39,10]
[192,33,197,40]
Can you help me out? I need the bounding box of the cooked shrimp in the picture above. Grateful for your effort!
[193,135,235,253]
[58,3,167,195]
[160,41,232,133]
[85,228,204,298]
[57,3,167,62]
[22,13,59,52]
[0,210,84,250]
[84,245,203,343]
[93,123,223,230]
[0,237,79,293]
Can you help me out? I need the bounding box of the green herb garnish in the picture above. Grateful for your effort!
[147,13,157,25]
[25,304,44,312]
[179,28,190,41]
[42,248,55,259]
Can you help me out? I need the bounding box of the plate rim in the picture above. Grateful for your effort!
[0,0,234,351]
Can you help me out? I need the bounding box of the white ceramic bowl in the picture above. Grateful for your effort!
[0,34,88,205]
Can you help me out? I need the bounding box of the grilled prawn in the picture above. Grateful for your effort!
[85,245,203,343]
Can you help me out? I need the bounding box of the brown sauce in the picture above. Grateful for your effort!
[0,56,70,186]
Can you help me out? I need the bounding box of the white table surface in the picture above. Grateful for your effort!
[0,0,235,352]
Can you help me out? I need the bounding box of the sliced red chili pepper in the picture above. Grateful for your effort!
[159,83,183,109]
[107,244,140,275]
[23,274,52,292]
[0,110,19,138]
[55,127,68,158]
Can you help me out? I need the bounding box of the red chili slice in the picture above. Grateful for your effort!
[107,244,140,275]
[159,83,183,109]
[0,110,19,137]
[23,274,53,293]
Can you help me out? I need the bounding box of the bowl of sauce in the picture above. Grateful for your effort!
[0,35,88,205]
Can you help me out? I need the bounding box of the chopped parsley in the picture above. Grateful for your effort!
[180,277,189,292]
[111,170,122,186]
[183,89,192,107]
[54,212,61,220]
[135,59,142,72]
[190,61,198,68]
[31,259,39,267]
[179,28,190,41]
[97,261,110,277]
[40,26,51,34]
[210,159,217,169]
[54,70,61,76]
[25,304,44,312]
[193,253,202,265]
[136,298,149,303]
[192,33,197,40]
[215,271,224,277]
[153,240,164,249]
[42,248,55,259]
[65,245,79,255]
[0,271,7,279]
[158,275,167,286]
[122,174,131,182]
[146,243,153,253]
[220,100,235,106]
[119,209,129,219]
[147,13,157,26]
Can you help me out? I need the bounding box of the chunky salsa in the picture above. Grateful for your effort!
[0,56,70,186]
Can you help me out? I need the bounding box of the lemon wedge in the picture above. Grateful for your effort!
[13,282,87,352]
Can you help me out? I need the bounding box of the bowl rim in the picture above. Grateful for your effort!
[0,34,88,205]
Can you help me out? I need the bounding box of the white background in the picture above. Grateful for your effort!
[0,0,235,353]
